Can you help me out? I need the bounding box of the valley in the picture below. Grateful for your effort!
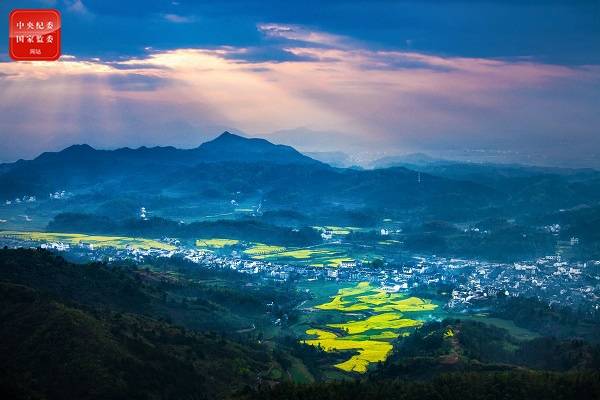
[0,224,597,374]
[0,134,599,398]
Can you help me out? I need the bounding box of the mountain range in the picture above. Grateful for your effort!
[2,132,600,235]
[0,132,494,220]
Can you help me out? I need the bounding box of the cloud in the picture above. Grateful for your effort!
[0,23,598,166]
[65,0,92,16]
[2,0,597,65]
[163,14,195,24]
[257,23,349,48]
[105,73,168,91]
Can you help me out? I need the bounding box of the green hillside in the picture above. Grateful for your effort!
[0,282,270,399]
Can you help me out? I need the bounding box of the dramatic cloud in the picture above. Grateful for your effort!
[0,22,599,166]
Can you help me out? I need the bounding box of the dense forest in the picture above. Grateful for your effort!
[1,248,599,399]
[241,371,600,400]
[0,282,268,400]
[0,248,314,399]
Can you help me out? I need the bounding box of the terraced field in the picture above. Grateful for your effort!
[303,282,438,373]
[0,231,176,251]
[304,328,392,373]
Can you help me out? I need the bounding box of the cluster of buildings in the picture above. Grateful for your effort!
[4,195,36,205]
[1,234,598,313]
[49,190,71,200]
[4,190,72,205]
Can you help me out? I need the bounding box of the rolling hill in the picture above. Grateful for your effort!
[2,132,600,231]
[0,132,498,223]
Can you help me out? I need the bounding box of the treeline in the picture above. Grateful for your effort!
[47,212,321,246]
[240,371,600,400]
[345,221,556,262]
[401,224,555,262]
[380,319,600,375]
[481,295,600,341]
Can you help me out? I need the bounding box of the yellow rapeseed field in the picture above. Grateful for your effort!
[0,231,176,251]
[195,238,239,248]
[303,329,393,373]
[328,312,421,334]
[303,282,438,373]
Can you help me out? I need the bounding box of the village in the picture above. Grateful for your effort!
[1,233,598,315]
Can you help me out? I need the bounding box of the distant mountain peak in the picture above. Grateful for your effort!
[211,131,244,142]
[63,144,95,152]
[196,132,320,165]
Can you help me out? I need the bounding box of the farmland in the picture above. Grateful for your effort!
[304,328,393,373]
[0,231,176,251]
[312,226,359,235]
[301,282,439,373]
[243,243,286,255]
[195,238,240,249]
[243,242,379,267]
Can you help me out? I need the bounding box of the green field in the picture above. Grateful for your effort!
[301,282,439,373]
[0,231,176,251]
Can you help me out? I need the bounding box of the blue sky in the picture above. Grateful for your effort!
[2,0,598,63]
[1,0,599,166]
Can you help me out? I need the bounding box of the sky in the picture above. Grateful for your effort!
[0,0,599,166]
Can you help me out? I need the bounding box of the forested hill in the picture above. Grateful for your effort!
[240,372,600,400]
[0,248,297,399]
[0,282,268,400]
[240,318,600,400]
[0,132,496,221]
[4,133,600,234]
[1,249,599,399]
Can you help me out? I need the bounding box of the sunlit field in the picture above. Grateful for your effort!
[243,242,375,267]
[195,238,240,249]
[0,231,176,251]
[243,243,287,255]
[312,226,353,235]
[304,328,392,373]
[328,313,421,334]
[303,282,438,373]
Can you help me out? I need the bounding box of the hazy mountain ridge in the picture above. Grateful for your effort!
[0,133,497,221]
[7,132,318,171]
[2,132,600,228]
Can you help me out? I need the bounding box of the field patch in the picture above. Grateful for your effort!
[243,243,287,256]
[304,328,392,373]
[303,282,438,373]
[244,243,377,268]
[328,312,421,334]
[195,238,239,249]
[0,231,176,251]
